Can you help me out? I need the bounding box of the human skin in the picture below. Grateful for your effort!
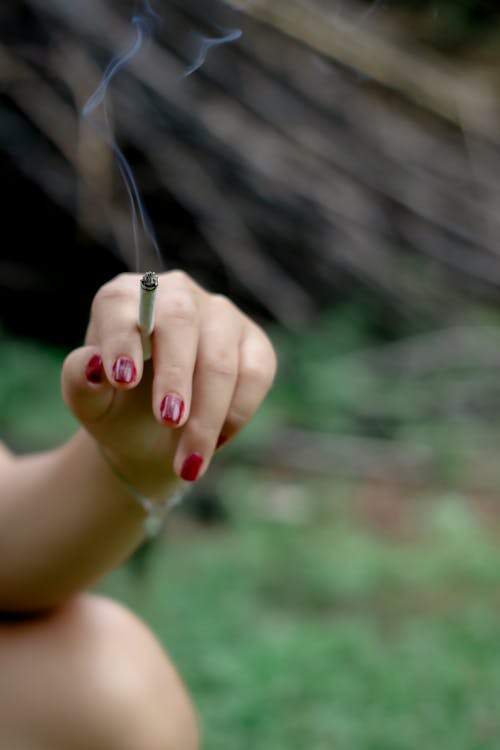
[0,593,201,750]
[0,270,277,749]
[0,270,277,612]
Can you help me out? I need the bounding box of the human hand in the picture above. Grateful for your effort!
[61,271,277,494]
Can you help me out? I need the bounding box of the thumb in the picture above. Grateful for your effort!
[61,347,115,425]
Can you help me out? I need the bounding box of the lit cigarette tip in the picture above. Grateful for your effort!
[141,271,159,293]
[139,271,159,361]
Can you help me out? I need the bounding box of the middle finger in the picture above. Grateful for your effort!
[174,295,243,481]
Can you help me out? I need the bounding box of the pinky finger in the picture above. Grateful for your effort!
[216,327,277,449]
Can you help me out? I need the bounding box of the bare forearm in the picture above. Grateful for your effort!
[0,431,176,613]
[0,271,277,612]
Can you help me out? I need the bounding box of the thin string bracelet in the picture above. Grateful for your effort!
[97,443,187,538]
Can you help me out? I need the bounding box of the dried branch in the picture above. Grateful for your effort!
[223,0,500,141]
[5,0,500,323]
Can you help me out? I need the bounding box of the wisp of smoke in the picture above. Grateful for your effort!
[359,0,386,22]
[82,1,162,271]
[183,25,242,78]
[82,1,242,272]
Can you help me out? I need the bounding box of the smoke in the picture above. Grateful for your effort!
[183,25,242,78]
[359,0,386,22]
[82,1,242,272]
[82,1,162,271]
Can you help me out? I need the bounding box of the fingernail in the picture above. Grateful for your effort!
[216,434,228,449]
[85,354,105,384]
[112,357,137,384]
[181,453,203,482]
[160,394,185,425]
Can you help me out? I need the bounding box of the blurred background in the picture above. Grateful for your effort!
[3,0,500,746]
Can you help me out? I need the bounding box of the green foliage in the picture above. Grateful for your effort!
[98,482,500,750]
[0,330,76,450]
[261,301,500,486]
[4,308,500,746]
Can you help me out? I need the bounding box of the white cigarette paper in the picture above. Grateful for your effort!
[139,271,159,361]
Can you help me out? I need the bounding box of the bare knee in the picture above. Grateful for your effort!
[0,595,200,750]
[83,595,200,750]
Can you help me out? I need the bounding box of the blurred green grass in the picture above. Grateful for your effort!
[97,482,500,750]
[3,311,500,748]
[0,327,77,450]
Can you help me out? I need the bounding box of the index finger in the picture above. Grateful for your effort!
[86,273,144,388]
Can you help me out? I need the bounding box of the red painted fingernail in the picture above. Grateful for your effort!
[85,354,105,384]
[181,453,203,482]
[216,434,228,449]
[112,357,137,384]
[160,394,185,425]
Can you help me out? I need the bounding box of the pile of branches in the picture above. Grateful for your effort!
[2,0,500,342]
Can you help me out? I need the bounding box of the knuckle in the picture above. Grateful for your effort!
[92,275,130,306]
[262,335,279,380]
[166,269,192,288]
[184,416,219,443]
[246,325,278,377]
[261,331,278,366]
[159,361,186,382]
[202,349,237,379]
[163,291,197,324]
[210,293,236,315]
[242,358,276,389]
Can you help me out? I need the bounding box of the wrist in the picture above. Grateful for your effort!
[92,439,186,538]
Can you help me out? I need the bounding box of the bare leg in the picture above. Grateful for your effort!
[0,595,200,750]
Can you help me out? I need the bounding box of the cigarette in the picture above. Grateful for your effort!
[139,271,159,361]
